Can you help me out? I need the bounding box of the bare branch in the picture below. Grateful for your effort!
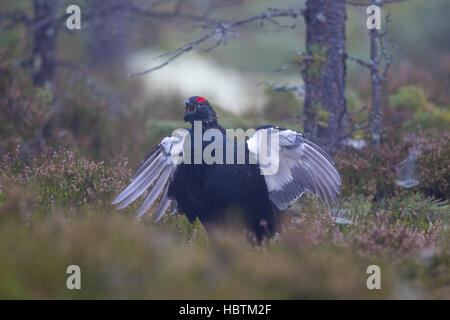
[348,105,368,114]
[379,14,397,80]
[127,7,304,77]
[128,33,211,77]
[263,81,305,96]
[346,54,373,69]
[200,39,223,52]
[347,12,397,79]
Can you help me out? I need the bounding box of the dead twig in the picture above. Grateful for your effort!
[127,7,304,77]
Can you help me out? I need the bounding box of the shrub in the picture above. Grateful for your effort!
[0,147,209,244]
[261,88,300,123]
[375,193,449,227]
[0,147,131,216]
[334,137,414,199]
[0,56,156,162]
[285,202,440,260]
[50,77,146,160]
[0,61,52,155]
[0,147,447,298]
[416,131,450,199]
[404,108,450,133]
[389,85,431,113]
[349,211,440,260]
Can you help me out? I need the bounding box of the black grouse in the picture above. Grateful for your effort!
[112,96,341,240]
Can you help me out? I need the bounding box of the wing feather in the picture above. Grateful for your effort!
[112,153,165,208]
[248,127,341,210]
[153,185,172,222]
[112,128,189,220]
[135,163,173,219]
[130,146,161,182]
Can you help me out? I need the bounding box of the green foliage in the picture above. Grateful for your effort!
[376,193,449,227]
[147,119,186,140]
[340,194,373,218]
[214,106,253,130]
[308,44,327,79]
[35,87,53,105]
[294,44,327,79]
[0,27,25,57]
[346,90,367,139]
[162,215,209,247]
[258,88,304,132]
[404,107,450,132]
[347,89,364,113]
[389,85,430,112]
[262,88,299,122]
[314,103,333,128]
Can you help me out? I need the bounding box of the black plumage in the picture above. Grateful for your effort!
[112,96,341,241]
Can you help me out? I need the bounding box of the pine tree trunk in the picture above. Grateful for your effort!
[302,0,348,153]
[88,0,129,73]
[369,27,383,146]
[31,0,58,87]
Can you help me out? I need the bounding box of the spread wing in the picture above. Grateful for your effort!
[111,128,189,221]
[247,127,341,210]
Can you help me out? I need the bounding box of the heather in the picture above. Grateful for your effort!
[1,68,449,301]
[0,144,448,298]
[1,0,450,300]
[1,62,449,300]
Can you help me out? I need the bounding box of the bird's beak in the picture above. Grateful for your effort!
[184,101,196,113]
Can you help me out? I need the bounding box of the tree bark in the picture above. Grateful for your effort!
[88,0,130,73]
[302,0,348,153]
[369,27,383,146]
[31,0,58,87]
